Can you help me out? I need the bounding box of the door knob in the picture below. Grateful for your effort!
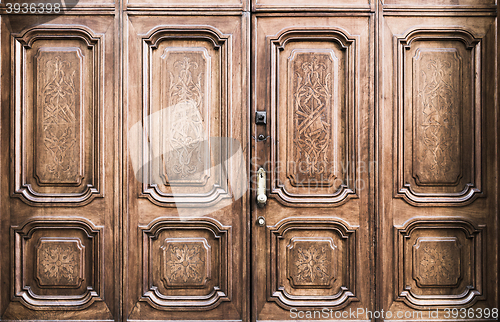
[256,167,267,207]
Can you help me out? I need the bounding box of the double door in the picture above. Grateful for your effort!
[0,0,498,321]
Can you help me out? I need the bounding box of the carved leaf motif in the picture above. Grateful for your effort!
[415,51,461,185]
[42,57,76,125]
[37,241,82,286]
[293,245,331,284]
[164,56,206,182]
[164,243,205,285]
[291,54,335,183]
[38,53,79,181]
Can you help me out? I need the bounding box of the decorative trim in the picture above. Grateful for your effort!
[11,25,104,206]
[139,26,232,207]
[268,217,358,309]
[394,218,485,308]
[140,217,232,310]
[11,218,104,310]
[268,28,358,206]
[394,28,483,206]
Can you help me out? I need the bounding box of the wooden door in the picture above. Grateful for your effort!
[378,1,500,319]
[251,3,375,320]
[0,12,119,320]
[123,10,250,321]
[0,0,499,321]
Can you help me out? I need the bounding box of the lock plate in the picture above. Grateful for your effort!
[255,111,267,125]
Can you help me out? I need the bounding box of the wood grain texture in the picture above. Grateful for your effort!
[378,13,498,319]
[140,218,231,310]
[0,1,498,321]
[268,218,357,309]
[1,15,117,321]
[395,28,483,206]
[394,218,485,308]
[252,14,374,321]
[139,26,232,207]
[268,28,358,206]
[125,14,248,321]
[11,218,104,310]
[11,26,103,206]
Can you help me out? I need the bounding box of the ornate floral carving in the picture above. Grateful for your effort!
[161,238,210,287]
[36,238,84,287]
[38,54,79,182]
[162,53,207,184]
[291,54,335,184]
[293,245,330,283]
[396,219,483,308]
[271,218,357,308]
[413,237,461,287]
[415,50,461,185]
[169,57,203,108]
[141,218,229,309]
[287,237,336,288]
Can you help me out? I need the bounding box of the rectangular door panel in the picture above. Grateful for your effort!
[124,13,249,321]
[379,13,498,318]
[252,14,374,321]
[0,14,118,321]
[251,0,371,13]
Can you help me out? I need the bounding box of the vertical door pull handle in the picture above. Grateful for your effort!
[256,167,267,207]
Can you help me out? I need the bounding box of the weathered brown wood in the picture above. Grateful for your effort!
[378,7,499,318]
[251,13,375,320]
[0,0,498,321]
[123,13,249,321]
[0,14,118,321]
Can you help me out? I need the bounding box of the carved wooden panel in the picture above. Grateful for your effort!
[413,237,461,287]
[11,26,103,206]
[35,48,83,185]
[11,218,103,310]
[288,50,338,187]
[395,29,482,205]
[161,237,211,288]
[139,26,232,207]
[35,237,85,288]
[141,218,231,310]
[268,218,357,308]
[270,29,358,206]
[395,218,484,308]
[287,237,337,288]
[160,48,210,185]
[413,49,461,185]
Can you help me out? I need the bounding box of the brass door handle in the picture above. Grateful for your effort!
[256,167,267,207]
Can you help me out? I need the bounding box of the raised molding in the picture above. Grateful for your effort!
[11,218,104,310]
[394,218,485,308]
[268,217,358,308]
[139,26,232,207]
[394,28,483,206]
[268,28,358,206]
[11,25,104,206]
[140,217,232,310]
